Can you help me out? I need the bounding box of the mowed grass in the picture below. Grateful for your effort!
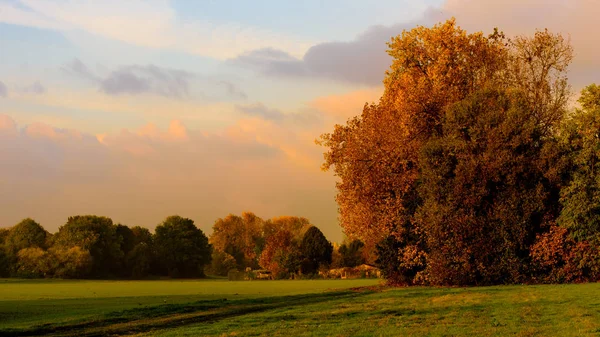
[1,279,599,336]
[0,278,378,331]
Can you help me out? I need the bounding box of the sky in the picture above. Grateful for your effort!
[1,0,599,241]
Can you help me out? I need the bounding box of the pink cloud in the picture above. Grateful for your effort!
[0,114,17,137]
[0,115,340,240]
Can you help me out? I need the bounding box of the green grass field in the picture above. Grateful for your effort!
[1,279,599,336]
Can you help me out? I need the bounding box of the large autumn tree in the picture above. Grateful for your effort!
[417,89,563,285]
[319,20,507,247]
[319,19,574,285]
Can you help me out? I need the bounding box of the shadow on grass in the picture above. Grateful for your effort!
[0,289,375,337]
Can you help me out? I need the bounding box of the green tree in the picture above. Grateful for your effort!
[300,226,333,274]
[15,247,50,278]
[48,246,93,279]
[206,251,238,276]
[5,218,48,255]
[125,243,153,279]
[154,216,211,278]
[125,226,155,278]
[558,84,600,241]
[339,239,366,268]
[131,226,153,246]
[0,228,10,245]
[53,215,123,278]
[417,89,563,285]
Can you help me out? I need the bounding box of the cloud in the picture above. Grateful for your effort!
[0,81,8,97]
[100,65,193,98]
[62,59,246,100]
[0,114,17,136]
[22,81,46,95]
[0,114,337,236]
[229,48,307,77]
[218,81,248,101]
[61,58,99,82]
[63,59,193,98]
[230,0,599,90]
[0,0,314,59]
[0,86,369,239]
[236,103,285,122]
[228,20,443,86]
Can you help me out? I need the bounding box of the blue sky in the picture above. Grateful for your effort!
[170,0,443,40]
[0,0,598,241]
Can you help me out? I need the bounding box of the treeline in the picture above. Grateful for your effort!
[207,213,370,279]
[0,213,364,279]
[320,19,600,286]
[0,215,210,278]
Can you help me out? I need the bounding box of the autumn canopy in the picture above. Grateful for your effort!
[319,19,600,285]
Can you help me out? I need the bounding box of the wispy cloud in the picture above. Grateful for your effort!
[62,59,246,100]
[230,0,599,89]
[100,65,193,98]
[61,58,99,82]
[227,19,443,86]
[236,103,286,122]
[218,81,248,101]
[22,81,46,95]
[0,0,315,59]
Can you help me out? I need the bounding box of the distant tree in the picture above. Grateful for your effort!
[131,226,153,246]
[0,228,11,277]
[154,216,211,278]
[113,224,135,276]
[0,249,8,277]
[125,243,153,279]
[0,228,10,245]
[259,230,300,278]
[300,226,333,274]
[15,247,50,278]
[263,216,311,242]
[116,224,135,255]
[49,246,93,279]
[339,239,365,268]
[5,218,48,255]
[206,251,238,276]
[53,215,123,277]
[126,226,155,278]
[210,212,263,269]
[330,242,342,268]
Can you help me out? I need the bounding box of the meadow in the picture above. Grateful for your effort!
[1,279,599,336]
